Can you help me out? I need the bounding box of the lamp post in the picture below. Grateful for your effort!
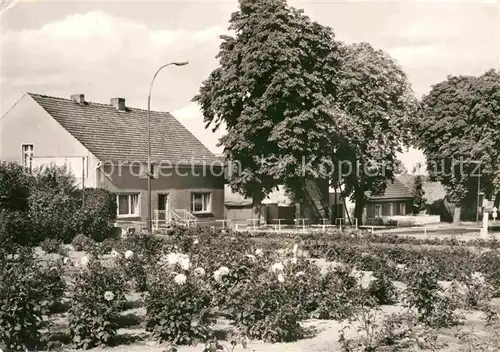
[147,61,189,234]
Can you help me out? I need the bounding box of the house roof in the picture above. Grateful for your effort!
[397,174,447,204]
[28,93,218,165]
[366,178,414,200]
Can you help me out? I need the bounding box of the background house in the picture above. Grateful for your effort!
[224,185,296,227]
[224,182,330,227]
[0,93,224,228]
[398,174,480,222]
[363,178,414,225]
[329,192,345,223]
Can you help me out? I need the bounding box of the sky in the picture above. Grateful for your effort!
[1,0,499,173]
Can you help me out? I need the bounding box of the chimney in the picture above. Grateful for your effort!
[110,97,126,111]
[70,94,85,104]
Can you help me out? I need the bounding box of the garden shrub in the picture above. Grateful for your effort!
[367,273,398,305]
[0,162,31,212]
[68,259,126,349]
[311,266,367,320]
[72,234,95,252]
[145,258,214,345]
[76,188,117,242]
[404,261,461,328]
[115,234,166,292]
[232,274,305,342]
[456,272,494,310]
[40,237,64,254]
[0,245,51,351]
[98,237,116,255]
[116,249,149,292]
[0,209,32,246]
[37,259,67,314]
[29,165,81,243]
[339,308,444,351]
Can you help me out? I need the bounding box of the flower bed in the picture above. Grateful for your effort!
[1,226,499,351]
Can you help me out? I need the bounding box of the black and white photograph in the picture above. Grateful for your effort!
[0,0,499,351]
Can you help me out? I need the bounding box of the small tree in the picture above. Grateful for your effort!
[29,164,80,243]
[0,162,31,212]
[412,176,426,214]
[0,162,33,245]
[76,188,117,242]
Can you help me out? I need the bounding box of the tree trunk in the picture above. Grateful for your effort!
[343,198,352,226]
[354,188,364,226]
[453,205,461,224]
[333,187,338,225]
[295,202,301,220]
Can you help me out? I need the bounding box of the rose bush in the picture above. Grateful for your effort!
[145,254,214,345]
[68,257,126,349]
[0,245,65,351]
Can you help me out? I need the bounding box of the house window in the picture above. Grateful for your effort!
[191,192,211,213]
[22,144,34,172]
[375,205,382,217]
[117,194,140,216]
[389,203,394,216]
[400,203,406,215]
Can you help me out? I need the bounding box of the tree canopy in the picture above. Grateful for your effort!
[415,69,500,221]
[194,0,416,222]
[193,0,347,204]
[333,42,417,221]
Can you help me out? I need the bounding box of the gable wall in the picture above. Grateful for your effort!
[0,94,99,187]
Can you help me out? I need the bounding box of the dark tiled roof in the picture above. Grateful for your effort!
[366,178,414,200]
[396,174,447,204]
[29,93,218,165]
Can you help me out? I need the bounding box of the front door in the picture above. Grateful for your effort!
[158,194,170,223]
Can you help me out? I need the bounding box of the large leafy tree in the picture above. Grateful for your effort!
[415,69,500,222]
[193,0,347,207]
[333,42,417,223]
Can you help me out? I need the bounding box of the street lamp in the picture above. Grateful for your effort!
[147,61,189,234]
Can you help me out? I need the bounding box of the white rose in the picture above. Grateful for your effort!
[271,262,284,272]
[80,256,89,268]
[213,270,222,282]
[277,273,285,283]
[193,238,199,245]
[104,291,115,301]
[124,250,134,260]
[167,252,179,265]
[174,273,187,285]
[179,256,191,271]
[218,266,230,276]
[255,248,263,256]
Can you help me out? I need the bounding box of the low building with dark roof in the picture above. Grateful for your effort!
[363,178,414,224]
[0,93,224,228]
